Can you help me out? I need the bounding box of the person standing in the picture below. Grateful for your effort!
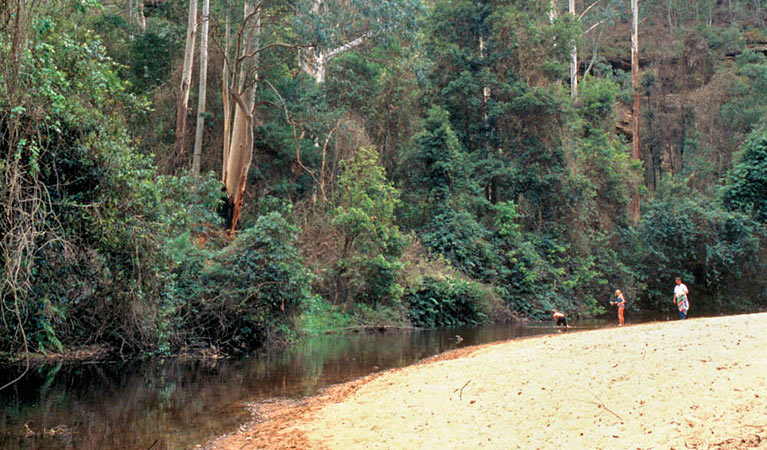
[613,289,626,326]
[551,309,568,328]
[673,277,689,319]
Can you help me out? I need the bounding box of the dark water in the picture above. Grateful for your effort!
[0,318,628,450]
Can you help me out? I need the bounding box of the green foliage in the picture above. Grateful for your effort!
[7,0,767,360]
[297,297,355,336]
[129,18,184,92]
[721,51,767,141]
[405,276,491,328]
[405,106,465,197]
[700,24,744,55]
[293,0,422,54]
[421,207,498,282]
[329,147,408,308]
[399,106,471,231]
[1,8,162,353]
[161,209,315,352]
[721,124,767,223]
[326,52,381,115]
[1,7,226,354]
[575,76,637,224]
[638,176,761,311]
[579,76,619,127]
[203,211,314,347]
[91,14,133,78]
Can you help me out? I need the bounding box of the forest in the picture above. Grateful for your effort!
[2,0,767,358]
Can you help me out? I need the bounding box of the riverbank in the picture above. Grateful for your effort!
[207,313,767,450]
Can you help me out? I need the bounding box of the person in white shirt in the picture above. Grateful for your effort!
[673,277,689,319]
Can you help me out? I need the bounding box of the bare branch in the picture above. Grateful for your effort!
[262,79,322,190]
[583,25,605,78]
[579,0,600,19]
[238,42,313,62]
[582,21,603,36]
[319,124,338,204]
[323,31,375,61]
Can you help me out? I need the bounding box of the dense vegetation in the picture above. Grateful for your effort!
[2,0,767,357]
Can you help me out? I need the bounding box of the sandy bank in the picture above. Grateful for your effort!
[208,313,767,450]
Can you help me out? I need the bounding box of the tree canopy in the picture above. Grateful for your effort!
[3,0,767,356]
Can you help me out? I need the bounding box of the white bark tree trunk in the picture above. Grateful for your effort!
[129,0,146,31]
[174,0,198,167]
[480,36,489,111]
[631,0,641,222]
[191,0,209,190]
[223,1,261,230]
[569,0,577,100]
[549,0,558,23]
[222,8,231,184]
[303,32,372,83]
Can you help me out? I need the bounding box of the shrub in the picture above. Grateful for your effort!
[421,207,500,283]
[405,276,491,328]
[721,124,767,224]
[175,210,315,351]
[328,147,408,310]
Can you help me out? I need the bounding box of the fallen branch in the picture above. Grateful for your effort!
[585,388,624,421]
[570,385,624,422]
[453,380,471,400]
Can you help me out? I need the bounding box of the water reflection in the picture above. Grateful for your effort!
[0,320,612,450]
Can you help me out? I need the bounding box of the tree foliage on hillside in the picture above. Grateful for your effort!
[3,0,767,357]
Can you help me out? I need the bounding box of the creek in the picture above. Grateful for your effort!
[0,316,661,450]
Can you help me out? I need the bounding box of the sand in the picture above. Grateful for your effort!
[207,313,767,450]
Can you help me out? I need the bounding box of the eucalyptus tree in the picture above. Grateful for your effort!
[630,0,640,222]
[221,0,263,230]
[128,0,146,30]
[293,0,422,83]
[218,0,422,229]
[175,0,199,167]
[192,0,210,189]
[580,0,621,79]
[569,0,577,99]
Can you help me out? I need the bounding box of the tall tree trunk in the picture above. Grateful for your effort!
[223,1,261,231]
[569,0,577,100]
[174,0,198,168]
[631,0,641,223]
[549,0,558,23]
[222,7,231,184]
[480,34,495,202]
[191,0,209,190]
[129,0,146,31]
[480,36,489,117]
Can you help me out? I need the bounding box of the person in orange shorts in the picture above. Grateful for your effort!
[612,289,626,326]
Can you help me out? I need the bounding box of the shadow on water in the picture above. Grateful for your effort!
[0,314,680,450]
